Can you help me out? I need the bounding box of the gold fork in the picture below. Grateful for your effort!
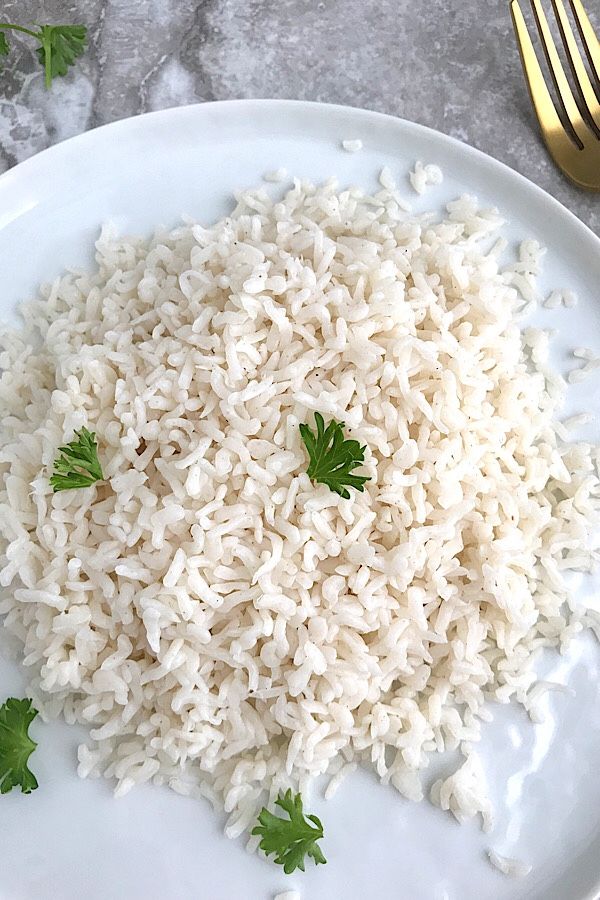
[510,0,600,191]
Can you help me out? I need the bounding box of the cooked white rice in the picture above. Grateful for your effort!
[274,891,301,900]
[409,161,443,194]
[342,139,363,153]
[568,367,594,384]
[544,288,578,310]
[263,168,288,184]
[573,347,597,360]
[324,761,356,800]
[543,291,563,310]
[523,679,575,724]
[562,413,593,431]
[487,849,532,878]
[0,173,599,847]
[430,752,493,832]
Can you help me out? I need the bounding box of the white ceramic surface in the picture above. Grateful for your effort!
[0,100,599,900]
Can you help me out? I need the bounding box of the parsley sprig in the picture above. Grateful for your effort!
[0,23,87,88]
[0,698,39,795]
[299,412,371,499]
[252,790,327,874]
[50,427,104,492]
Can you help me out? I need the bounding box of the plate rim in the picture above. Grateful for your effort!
[0,98,598,255]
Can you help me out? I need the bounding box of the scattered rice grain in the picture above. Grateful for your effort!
[487,850,532,878]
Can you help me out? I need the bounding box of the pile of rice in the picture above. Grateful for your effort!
[1,170,599,848]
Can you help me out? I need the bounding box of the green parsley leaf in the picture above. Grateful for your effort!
[252,789,327,875]
[0,22,86,88]
[299,412,371,499]
[0,698,39,795]
[50,426,104,492]
[35,25,87,89]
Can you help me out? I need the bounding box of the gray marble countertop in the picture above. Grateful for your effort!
[0,0,598,235]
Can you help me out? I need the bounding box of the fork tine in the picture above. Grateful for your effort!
[569,0,600,89]
[510,0,573,148]
[552,0,600,132]
[530,0,589,145]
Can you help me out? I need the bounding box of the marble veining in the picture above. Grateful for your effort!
[0,0,598,235]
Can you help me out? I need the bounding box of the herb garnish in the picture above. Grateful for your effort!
[0,23,87,89]
[299,412,371,499]
[0,698,39,795]
[50,427,104,492]
[252,789,327,874]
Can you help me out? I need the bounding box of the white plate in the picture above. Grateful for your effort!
[1,100,600,900]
